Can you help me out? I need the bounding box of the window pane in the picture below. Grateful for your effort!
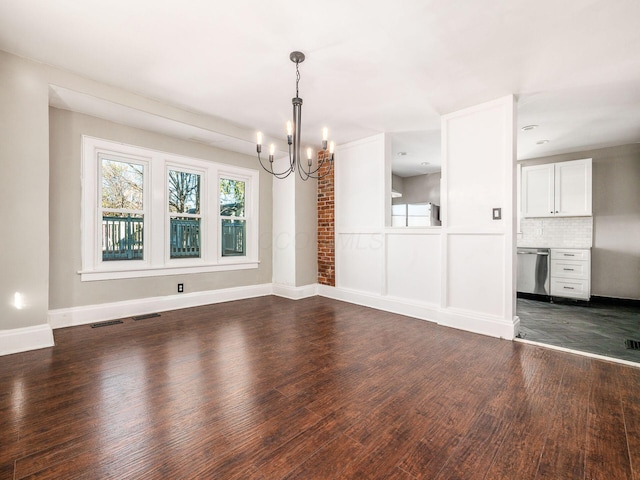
[221,219,245,256]
[170,217,201,258]
[392,204,407,216]
[169,170,201,214]
[102,213,144,261]
[220,178,245,217]
[408,203,429,216]
[101,158,143,210]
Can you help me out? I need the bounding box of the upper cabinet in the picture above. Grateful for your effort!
[521,158,592,218]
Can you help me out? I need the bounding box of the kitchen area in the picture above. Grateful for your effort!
[516,146,640,364]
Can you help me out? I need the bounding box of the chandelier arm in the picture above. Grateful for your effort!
[297,158,311,181]
[302,154,333,177]
[305,162,334,180]
[257,150,295,178]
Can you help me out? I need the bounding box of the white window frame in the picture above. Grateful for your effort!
[218,172,256,263]
[166,163,207,264]
[81,136,260,281]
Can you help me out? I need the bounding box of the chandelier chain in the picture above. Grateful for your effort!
[296,62,300,98]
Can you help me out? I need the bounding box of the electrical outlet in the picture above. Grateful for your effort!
[177,283,184,293]
[492,208,501,220]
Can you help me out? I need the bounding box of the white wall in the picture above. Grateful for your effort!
[326,96,518,340]
[441,96,517,337]
[271,158,318,297]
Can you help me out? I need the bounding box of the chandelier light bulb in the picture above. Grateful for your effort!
[269,144,275,156]
[322,127,328,141]
[256,132,263,146]
[287,121,293,136]
[329,141,335,154]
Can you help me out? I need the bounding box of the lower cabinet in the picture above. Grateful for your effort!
[550,249,591,300]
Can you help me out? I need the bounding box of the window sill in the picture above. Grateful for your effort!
[79,260,260,282]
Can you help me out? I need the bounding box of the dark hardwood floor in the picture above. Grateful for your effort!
[1,296,638,479]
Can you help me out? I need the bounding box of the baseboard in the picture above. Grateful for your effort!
[0,324,55,356]
[590,295,640,307]
[317,284,517,340]
[438,306,518,340]
[272,283,318,300]
[48,283,273,329]
[48,281,519,338]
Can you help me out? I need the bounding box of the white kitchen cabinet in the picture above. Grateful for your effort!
[521,159,592,217]
[550,248,591,300]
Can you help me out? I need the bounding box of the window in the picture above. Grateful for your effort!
[81,136,259,281]
[391,203,440,227]
[100,155,145,261]
[169,169,201,259]
[219,178,246,257]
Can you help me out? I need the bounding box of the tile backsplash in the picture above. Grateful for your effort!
[518,217,593,248]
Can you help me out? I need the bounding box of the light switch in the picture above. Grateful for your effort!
[492,208,502,220]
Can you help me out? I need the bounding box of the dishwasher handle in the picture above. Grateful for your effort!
[518,251,549,256]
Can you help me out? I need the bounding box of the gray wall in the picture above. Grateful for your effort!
[49,108,273,309]
[0,49,272,333]
[295,176,318,286]
[0,51,50,330]
[392,172,441,205]
[519,144,640,300]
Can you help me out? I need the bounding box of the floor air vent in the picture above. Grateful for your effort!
[132,313,161,321]
[91,319,124,328]
[625,339,640,350]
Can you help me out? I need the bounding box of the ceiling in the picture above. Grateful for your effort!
[1,0,639,177]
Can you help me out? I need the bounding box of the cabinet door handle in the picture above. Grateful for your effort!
[563,286,575,290]
[563,268,575,271]
[564,254,575,257]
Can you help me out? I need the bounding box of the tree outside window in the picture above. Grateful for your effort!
[100,157,144,261]
[220,178,246,256]
[169,170,201,258]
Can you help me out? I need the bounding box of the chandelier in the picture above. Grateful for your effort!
[256,51,334,180]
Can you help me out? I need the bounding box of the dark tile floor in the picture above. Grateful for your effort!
[516,297,640,363]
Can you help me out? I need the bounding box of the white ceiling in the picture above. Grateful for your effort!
[2,0,639,177]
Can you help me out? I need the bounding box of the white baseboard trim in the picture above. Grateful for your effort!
[47,282,517,340]
[272,283,318,300]
[48,283,273,329]
[0,324,55,356]
[437,306,517,340]
[317,284,517,340]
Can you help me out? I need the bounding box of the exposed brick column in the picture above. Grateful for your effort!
[317,151,335,286]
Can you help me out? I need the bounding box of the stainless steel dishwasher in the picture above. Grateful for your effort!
[517,248,550,295]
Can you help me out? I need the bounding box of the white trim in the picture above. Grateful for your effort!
[515,338,640,369]
[0,324,54,356]
[48,283,272,329]
[272,283,318,300]
[81,136,259,281]
[79,260,259,281]
[438,306,518,340]
[317,284,517,340]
